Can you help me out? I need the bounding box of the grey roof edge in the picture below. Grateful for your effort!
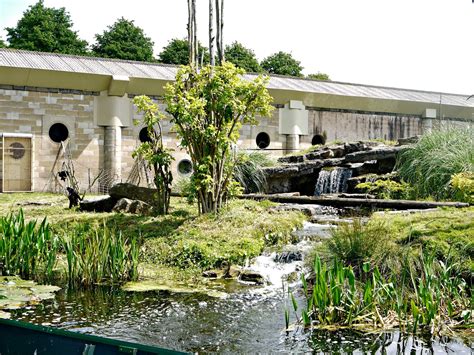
[0,48,471,99]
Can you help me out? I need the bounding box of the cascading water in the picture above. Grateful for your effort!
[314,167,353,196]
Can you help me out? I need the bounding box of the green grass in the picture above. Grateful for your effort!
[0,193,305,283]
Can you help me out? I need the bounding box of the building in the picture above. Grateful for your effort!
[0,48,472,192]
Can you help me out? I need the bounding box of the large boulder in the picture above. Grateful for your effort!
[109,183,157,205]
[112,198,152,215]
[79,195,118,212]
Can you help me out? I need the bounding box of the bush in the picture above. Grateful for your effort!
[396,128,474,200]
[450,172,474,203]
[356,179,413,199]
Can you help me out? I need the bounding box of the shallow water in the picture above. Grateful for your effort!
[11,285,473,354]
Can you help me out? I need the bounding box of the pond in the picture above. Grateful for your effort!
[8,220,474,353]
[10,285,473,353]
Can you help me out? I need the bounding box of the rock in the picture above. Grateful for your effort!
[109,183,157,205]
[397,136,419,146]
[343,146,406,163]
[239,270,265,285]
[277,155,304,164]
[269,192,301,197]
[79,195,117,212]
[338,193,375,199]
[202,270,220,278]
[274,251,302,263]
[270,203,339,217]
[112,198,152,215]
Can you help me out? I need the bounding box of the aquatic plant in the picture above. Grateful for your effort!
[396,128,474,200]
[287,255,472,335]
[0,210,59,281]
[61,223,140,287]
[450,172,474,203]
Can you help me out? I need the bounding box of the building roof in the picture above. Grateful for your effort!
[0,48,473,115]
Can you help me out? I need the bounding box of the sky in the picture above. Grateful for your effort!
[1,0,473,95]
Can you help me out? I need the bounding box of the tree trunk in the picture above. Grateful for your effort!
[209,0,215,66]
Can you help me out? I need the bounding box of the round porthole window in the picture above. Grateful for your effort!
[139,127,152,143]
[9,142,25,159]
[177,159,193,176]
[49,123,69,143]
[311,134,326,145]
[256,132,270,149]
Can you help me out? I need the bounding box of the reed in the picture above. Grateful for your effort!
[61,223,140,287]
[288,254,472,335]
[0,209,59,281]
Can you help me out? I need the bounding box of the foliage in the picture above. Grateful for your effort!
[143,199,305,270]
[61,223,139,287]
[92,18,154,62]
[450,172,474,203]
[356,179,413,199]
[289,255,472,334]
[133,96,174,214]
[307,72,330,81]
[0,39,5,48]
[224,41,261,72]
[233,151,275,193]
[261,51,303,77]
[6,0,88,54]
[0,210,58,281]
[165,62,274,213]
[158,38,209,65]
[396,128,474,200]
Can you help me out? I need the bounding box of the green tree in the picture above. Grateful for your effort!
[6,0,88,54]
[261,51,303,77]
[0,39,6,48]
[307,72,330,81]
[225,41,261,72]
[165,63,273,213]
[92,18,154,62]
[132,96,174,214]
[158,38,209,65]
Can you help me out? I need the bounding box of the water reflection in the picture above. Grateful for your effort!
[11,286,473,354]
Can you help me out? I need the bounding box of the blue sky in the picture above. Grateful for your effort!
[1,0,473,95]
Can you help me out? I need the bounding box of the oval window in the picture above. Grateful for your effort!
[177,159,193,176]
[256,132,270,149]
[49,123,69,143]
[311,134,326,145]
[139,127,152,143]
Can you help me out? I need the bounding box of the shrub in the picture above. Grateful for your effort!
[450,172,474,203]
[356,179,413,199]
[396,128,474,200]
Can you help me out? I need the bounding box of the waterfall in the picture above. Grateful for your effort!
[314,167,353,195]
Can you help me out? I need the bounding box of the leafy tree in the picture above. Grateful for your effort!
[92,18,154,62]
[132,96,174,214]
[165,63,273,213]
[225,41,261,72]
[0,39,6,48]
[307,72,330,81]
[158,38,209,65]
[261,51,303,77]
[5,0,88,54]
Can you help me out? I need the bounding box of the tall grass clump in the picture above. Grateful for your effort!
[233,151,275,193]
[0,210,59,281]
[61,223,140,287]
[396,128,474,200]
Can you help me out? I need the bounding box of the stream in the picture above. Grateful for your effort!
[10,220,474,354]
